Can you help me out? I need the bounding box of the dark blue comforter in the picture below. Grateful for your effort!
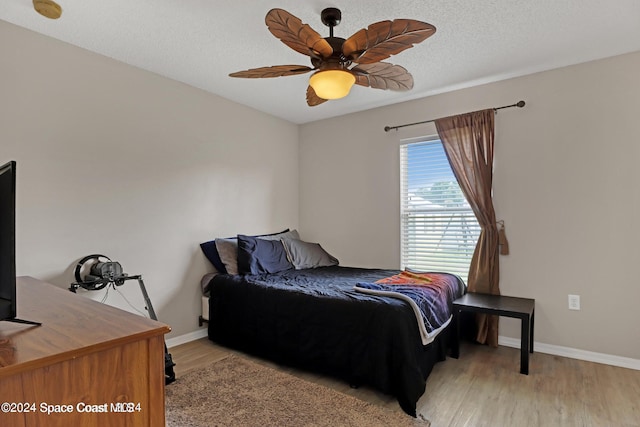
[207,266,465,416]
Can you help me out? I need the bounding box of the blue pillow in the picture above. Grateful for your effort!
[200,240,226,273]
[200,228,289,273]
[237,234,293,275]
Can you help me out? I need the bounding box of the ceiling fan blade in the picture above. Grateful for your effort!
[306,86,328,107]
[352,63,414,91]
[343,19,436,64]
[266,9,334,58]
[229,65,313,78]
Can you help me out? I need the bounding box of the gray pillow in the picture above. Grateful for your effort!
[260,229,299,242]
[215,230,300,275]
[214,238,239,275]
[281,237,339,270]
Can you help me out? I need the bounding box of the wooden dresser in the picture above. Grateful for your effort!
[0,276,171,427]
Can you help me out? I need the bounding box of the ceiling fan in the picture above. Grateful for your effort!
[229,8,436,107]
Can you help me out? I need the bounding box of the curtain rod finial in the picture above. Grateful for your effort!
[384,126,391,132]
[517,100,525,108]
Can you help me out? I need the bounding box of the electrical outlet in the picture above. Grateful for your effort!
[568,294,580,310]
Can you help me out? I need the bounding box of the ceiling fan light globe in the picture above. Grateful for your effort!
[309,70,355,100]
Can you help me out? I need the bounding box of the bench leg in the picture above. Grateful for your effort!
[451,309,460,358]
[530,309,535,353]
[520,315,530,375]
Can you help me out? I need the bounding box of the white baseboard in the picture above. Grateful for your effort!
[498,336,640,371]
[165,328,208,348]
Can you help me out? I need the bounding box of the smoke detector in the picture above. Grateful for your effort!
[33,0,62,19]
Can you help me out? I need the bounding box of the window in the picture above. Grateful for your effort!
[400,138,480,283]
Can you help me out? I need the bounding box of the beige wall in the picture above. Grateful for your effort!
[300,51,640,360]
[0,21,299,339]
[3,18,639,361]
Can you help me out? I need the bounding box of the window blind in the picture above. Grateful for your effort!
[400,139,480,282]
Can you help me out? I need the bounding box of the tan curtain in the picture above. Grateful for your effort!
[435,109,500,347]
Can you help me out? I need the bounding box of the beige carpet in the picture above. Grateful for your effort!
[165,354,430,427]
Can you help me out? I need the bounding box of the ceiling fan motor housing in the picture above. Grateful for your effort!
[318,37,351,68]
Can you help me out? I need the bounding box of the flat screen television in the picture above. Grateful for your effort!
[0,160,40,326]
[0,160,17,321]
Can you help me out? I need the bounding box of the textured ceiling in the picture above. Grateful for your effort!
[2,0,640,124]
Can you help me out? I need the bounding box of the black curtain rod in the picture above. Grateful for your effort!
[383,100,526,132]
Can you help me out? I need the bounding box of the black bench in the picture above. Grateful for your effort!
[451,293,535,375]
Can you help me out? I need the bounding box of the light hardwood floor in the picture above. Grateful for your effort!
[168,338,640,427]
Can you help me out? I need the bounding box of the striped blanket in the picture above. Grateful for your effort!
[355,271,465,345]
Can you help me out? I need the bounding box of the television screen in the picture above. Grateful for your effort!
[0,160,16,321]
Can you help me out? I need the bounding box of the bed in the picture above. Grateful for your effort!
[200,230,466,417]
